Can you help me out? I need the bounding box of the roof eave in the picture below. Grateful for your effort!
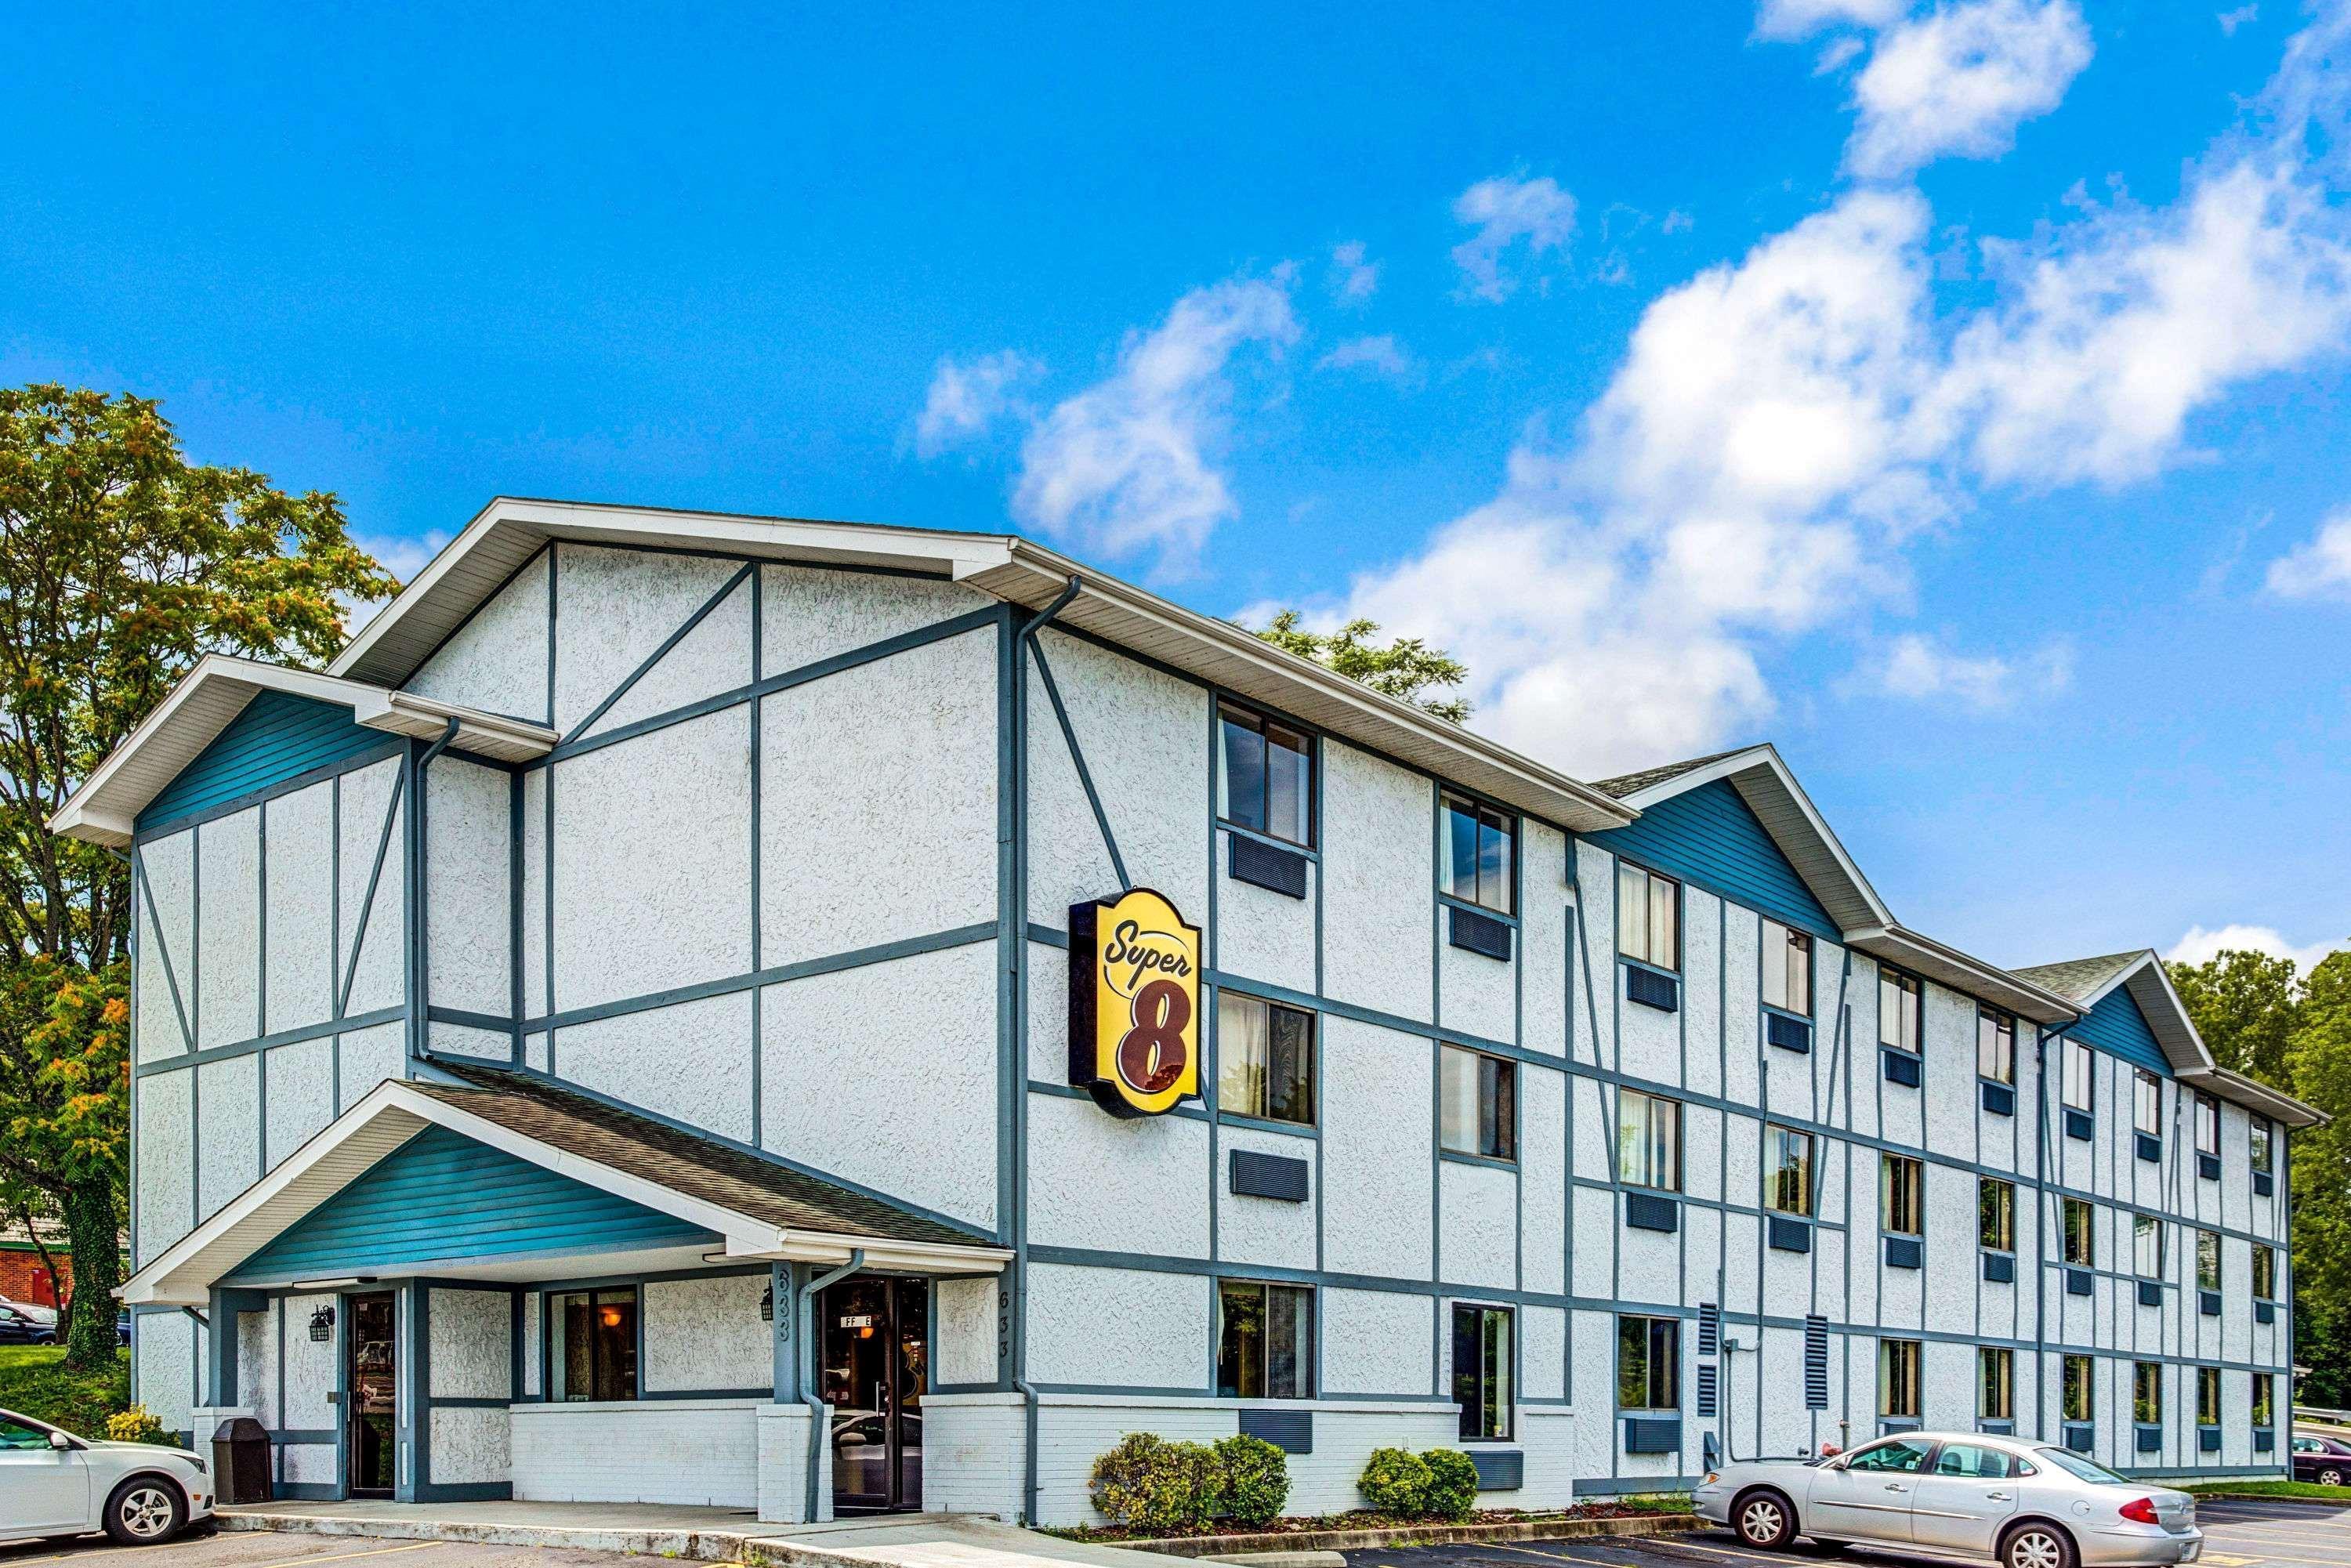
[1849,925,2082,1025]
[2178,1066,2327,1128]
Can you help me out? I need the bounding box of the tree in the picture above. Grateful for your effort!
[2169,949,2300,1087]
[0,385,397,1365]
[1252,611,1473,722]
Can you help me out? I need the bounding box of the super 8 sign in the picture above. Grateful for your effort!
[1068,887,1202,1117]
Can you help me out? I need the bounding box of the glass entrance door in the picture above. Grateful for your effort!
[820,1276,927,1513]
[346,1291,397,1497]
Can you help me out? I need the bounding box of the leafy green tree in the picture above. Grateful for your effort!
[2170,949,2301,1086]
[0,385,396,1365]
[1252,611,1473,722]
[2290,953,2351,1404]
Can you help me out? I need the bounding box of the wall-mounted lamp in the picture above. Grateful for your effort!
[759,1287,773,1324]
[308,1306,335,1343]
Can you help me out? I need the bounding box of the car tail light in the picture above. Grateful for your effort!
[2119,1497,2160,1524]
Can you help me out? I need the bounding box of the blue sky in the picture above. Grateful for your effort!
[7,1,2349,973]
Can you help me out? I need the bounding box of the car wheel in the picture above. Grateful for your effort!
[1735,1488,1798,1550]
[2321,1466,2346,1487]
[2001,1522,2075,1568]
[101,1476,187,1545]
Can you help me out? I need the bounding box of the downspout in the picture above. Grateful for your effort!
[1012,575,1080,1526]
[2034,1025,2054,1442]
[798,1249,865,1524]
[410,718,461,1066]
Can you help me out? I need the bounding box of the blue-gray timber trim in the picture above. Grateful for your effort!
[337,762,407,1020]
[133,854,195,1055]
[406,719,460,1069]
[559,561,754,745]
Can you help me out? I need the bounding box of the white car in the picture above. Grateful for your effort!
[0,1406,216,1546]
[1694,1432,2201,1568]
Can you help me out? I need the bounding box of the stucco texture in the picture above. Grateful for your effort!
[1518,1063,1567,1295]
[1028,1091,1209,1258]
[264,1037,333,1170]
[522,768,547,1013]
[936,1276,998,1387]
[522,1291,542,1396]
[409,548,551,724]
[197,809,263,1049]
[1320,1287,1433,1396]
[430,1023,511,1062]
[338,1019,405,1109]
[1520,822,1570,1059]
[761,564,992,677]
[759,942,995,1229]
[550,708,750,1014]
[1439,936,1515,1045]
[1214,1122,1317,1273]
[135,1310,197,1436]
[643,1273,772,1392]
[1439,1159,1517,1290]
[589,573,752,738]
[1025,1262,1208,1389]
[337,758,406,1017]
[560,990,752,1143]
[758,628,997,967]
[1571,842,1614,1069]
[1212,836,1316,994]
[196,1054,260,1220]
[552,544,741,733]
[1026,940,1070,1085]
[1319,743,1433,1023]
[1319,1016,1433,1281]
[135,1068,193,1265]
[1522,1302,1567,1403]
[263,781,335,1034]
[236,1306,274,1414]
[281,1292,338,1428]
[430,1407,513,1485]
[136,829,194,1063]
[429,1287,512,1399]
[425,758,511,1016]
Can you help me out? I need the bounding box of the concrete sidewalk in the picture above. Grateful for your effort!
[219,1499,1177,1566]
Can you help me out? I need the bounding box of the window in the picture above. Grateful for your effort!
[2196,1093,2221,1157]
[0,1416,55,1450]
[1847,1436,1934,1472]
[1881,1153,1925,1237]
[1762,921,1812,1015]
[1216,1280,1313,1399]
[1616,863,1678,969]
[1218,703,1313,847]
[1879,1338,1922,1418]
[1978,1009,2016,1085]
[2254,1373,2275,1429]
[2041,1447,2129,1484]
[2197,1367,2220,1428]
[1439,1046,1516,1161]
[2133,1360,2162,1425]
[552,1288,638,1402]
[1980,1178,2015,1252]
[2197,1229,2220,1292]
[2061,1198,2094,1266]
[1617,1313,1679,1413]
[1617,1088,1683,1193]
[2063,1038,2093,1111]
[1217,993,1315,1126]
[1938,1441,2016,1479]
[1444,795,1515,915]
[2251,1119,2274,1174]
[2062,1354,2093,1422]
[1980,1348,2014,1421]
[2255,1244,2277,1300]
[2134,1070,2161,1138]
[1764,1124,1813,1217]
[2134,1215,2164,1279]
[1878,969,1922,1052]
[1453,1305,1513,1439]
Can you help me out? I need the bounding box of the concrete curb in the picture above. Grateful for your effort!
[2189,1492,2351,1508]
[218,1510,822,1564]
[1116,1510,1703,1558]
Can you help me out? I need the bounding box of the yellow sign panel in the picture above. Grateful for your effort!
[1068,887,1203,1117]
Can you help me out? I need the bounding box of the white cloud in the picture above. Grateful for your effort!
[1756,0,1907,41]
[2220,5,2259,36]
[1867,632,2072,708]
[1329,241,1379,304]
[1451,175,1578,302]
[1011,277,1297,573]
[2170,922,2348,974]
[1845,0,2093,179]
[1317,335,1418,382]
[911,350,1041,458]
[2265,507,2351,599]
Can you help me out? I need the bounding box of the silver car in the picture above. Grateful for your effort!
[1694,1432,2201,1568]
[0,1406,216,1547]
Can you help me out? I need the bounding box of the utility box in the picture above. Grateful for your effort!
[211,1416,273,1505]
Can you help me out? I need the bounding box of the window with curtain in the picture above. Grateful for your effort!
[1444,794,1515,914]
[1980,1348,2013,1421]
[2134,1361,2163,1425]
[2197,1230,2220,1292]
[551,1288,638,1403]
[1762,920,1811,1015]
[1977,1009,2015,1084]
[2134,1070,2162,1137]
[2196,1093,2221,1155]
[1439,1045,1515,1161]
[1453,1305,1513,1439]
[1617,1314,1679,1413]
[2062,1198,2095,1266]
[2197,1367,2220,1427]
[1879,1339,1922,1418]
[2063,1039,2093,1110]
[1878,969,1922,1052]
[1764,1124,1813,1217]
[2134,1215,2164,1278]
[2255,1245,2277,1299]
[1881,1153,1924,1237]
[2063,1355,2093,1422]
[1215,991,1315,1126]
[1216,1280,1313,1399]
[1616,1088,1682,1192]
[1218,702,1313,846]
[1616,863,1679,970]
[1979,1178,2014,1252]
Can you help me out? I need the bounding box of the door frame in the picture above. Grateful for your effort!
[820,1275,928,1515]
[343,1289,398,1499]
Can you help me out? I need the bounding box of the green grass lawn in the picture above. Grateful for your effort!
[0,1345,132,1438]
[2180,1479,2351,1502]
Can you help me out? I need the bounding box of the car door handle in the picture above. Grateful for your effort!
[1885,1483,1908,1492]
[1986,1491,2011,1501]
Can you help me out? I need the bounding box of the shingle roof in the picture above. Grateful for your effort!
[2012,951,2149,1004]
[414,1064,987,1250]
[1588,749,1750,800]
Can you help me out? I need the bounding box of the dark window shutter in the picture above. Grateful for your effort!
[1803,1316,1829,1410]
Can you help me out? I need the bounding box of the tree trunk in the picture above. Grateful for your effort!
[60,1175,119,1371]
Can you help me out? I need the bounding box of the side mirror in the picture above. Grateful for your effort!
[48,1431,71,1450]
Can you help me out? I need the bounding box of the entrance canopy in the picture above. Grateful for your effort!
[124,1063,1009,1306]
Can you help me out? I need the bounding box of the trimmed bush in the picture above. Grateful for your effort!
[1214,1434,1291,1526]
[104,1403,169,1446]
[1421,1447,1480,1520]
[1358,1446,1433,1515]
[1090,1432,1223,1533]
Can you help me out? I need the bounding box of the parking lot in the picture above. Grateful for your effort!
[0,1532,648,1567]
[1345,1497,2351,1568]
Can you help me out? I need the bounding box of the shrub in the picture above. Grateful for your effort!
[1213,1434,1291,1526]
[1090,1432,1223,1534]
[1358,1446,1433,1515]
[105,1403,171,1446]
[1420,1447,1480,1520]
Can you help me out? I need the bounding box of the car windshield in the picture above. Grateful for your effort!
[2036,1447,2132,1485]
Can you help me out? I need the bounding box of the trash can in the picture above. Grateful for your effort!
[211,1416,273,1505]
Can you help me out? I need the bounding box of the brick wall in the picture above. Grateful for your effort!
[0,1245,64,1309]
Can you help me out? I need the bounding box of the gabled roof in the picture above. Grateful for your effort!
[326,497,1637,834]
[2017,948,2216,1077]
[2012,951,2145,1005]
[49,654,556,847]
[121,1066,1006,1306]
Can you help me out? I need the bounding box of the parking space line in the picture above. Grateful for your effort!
[1476,1542,1629,1566]
[1593,1534,1797,1567]
[250,1545,442,1568]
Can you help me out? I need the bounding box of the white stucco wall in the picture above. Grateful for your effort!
[337,1019,406,1108]
[336,757,407,1016]
[197,809,262,1049]
[1026,1263,1209,1389]
[424,756,511,1016]
[1027,1092,1210,1259]
[263,780,335,1034]
[1318,742,1433,1023]
[428,1287,512,1400]
[552,544,742,733]
[642,1273,773,1392]
[196,1053,259,1220]
[409,547,552,723]
[1319,1016,1433,1280]
[936,1276,998,1387]
[136,828,194,1063]
[1320,1287,1433,1396]
[557,990,752,1144]
[135,1067,193,1266]
[588,571,752,738]
[760,564,992,677]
